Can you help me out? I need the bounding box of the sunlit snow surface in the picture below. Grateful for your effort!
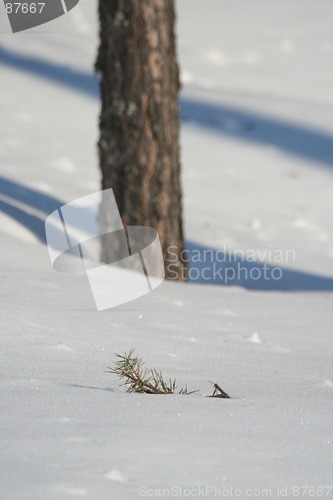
[0,1,333,499]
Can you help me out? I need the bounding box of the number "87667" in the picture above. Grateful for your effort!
[5,3,46,14]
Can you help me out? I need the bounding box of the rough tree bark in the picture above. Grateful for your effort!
[96,0,186,281]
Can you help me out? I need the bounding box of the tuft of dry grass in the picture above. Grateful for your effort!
[106,349,197,395]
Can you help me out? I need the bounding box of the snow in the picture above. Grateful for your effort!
[0,0,333,499]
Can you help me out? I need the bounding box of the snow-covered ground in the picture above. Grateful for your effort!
[0,1,333,499]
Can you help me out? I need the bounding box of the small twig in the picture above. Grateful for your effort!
[207,381,231,399]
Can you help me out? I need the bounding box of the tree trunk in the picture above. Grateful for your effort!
[96,0,186,281]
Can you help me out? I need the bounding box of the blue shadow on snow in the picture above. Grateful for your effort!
[1,176,333,292]
[1,45,333,169]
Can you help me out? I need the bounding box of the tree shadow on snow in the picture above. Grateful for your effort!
[185,241,333,292]
[0,176,63,244]
[0,176,95,250]
[0,45,98,99]
[1,176,333,292]
[1,45,333,169]
[180,98,333,171]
